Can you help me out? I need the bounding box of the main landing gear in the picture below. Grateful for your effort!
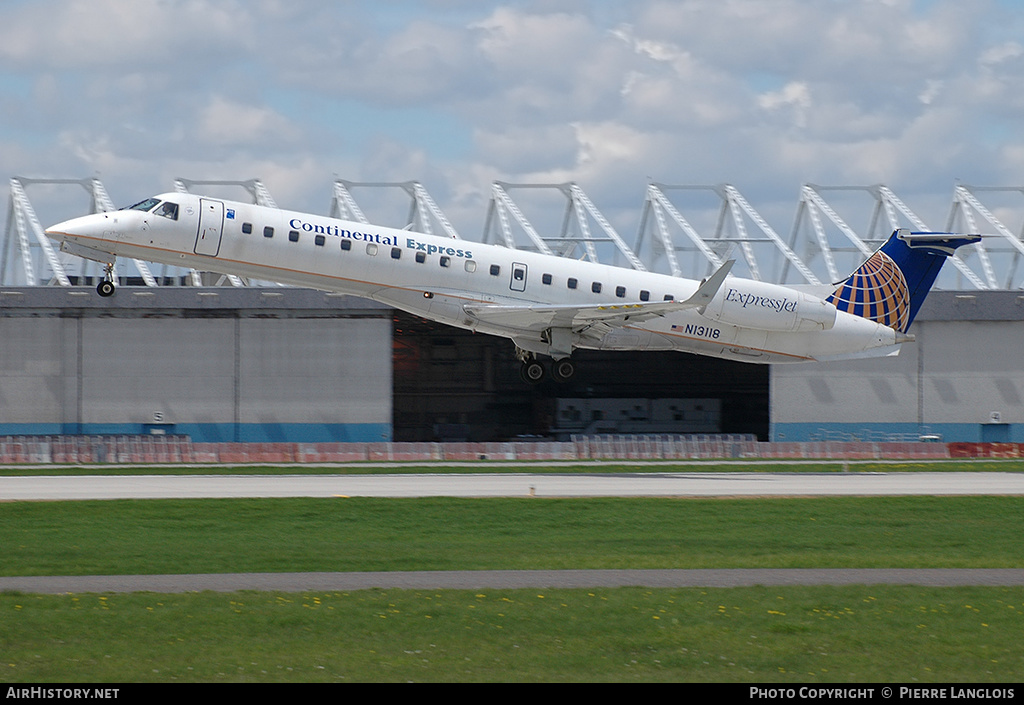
[516,348,575,384]
[521,358,545,383]
[96,262,116,297]
[552,359,575,381]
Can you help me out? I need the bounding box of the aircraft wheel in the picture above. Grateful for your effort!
[552,359,575,382]
[521,360,545,384]
[97,280,115,297]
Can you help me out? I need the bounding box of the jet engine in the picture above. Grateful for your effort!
[701,280,837,332]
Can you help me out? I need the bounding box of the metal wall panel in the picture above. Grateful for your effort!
[81,317,236,424]
[771,293,1024,441]
[771,350,917,428]
[919,321,1024,425]
[238,318,390,425]
[0,317,76,424]
[0,289,392,441]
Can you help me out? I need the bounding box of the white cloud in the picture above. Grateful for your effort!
[473,124,578,172]
[918,79,944,106]
[2,0,1024,232]
[197,96,301,147]
[758,81,812,128]
[980,41,1024,66]
[0,0,253,69]
[473,8,598,75]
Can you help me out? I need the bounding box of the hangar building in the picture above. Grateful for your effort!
[3,177,1022,443]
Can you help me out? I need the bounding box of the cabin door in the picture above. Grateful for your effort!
[510,262,527,292]
[194,199,224,256]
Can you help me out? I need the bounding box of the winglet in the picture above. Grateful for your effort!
[684,260,734,312]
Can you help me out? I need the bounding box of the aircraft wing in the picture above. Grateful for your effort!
[463,260,734,332]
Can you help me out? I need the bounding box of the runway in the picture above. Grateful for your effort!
[2,569,1023,594]
[3,470,1024,500]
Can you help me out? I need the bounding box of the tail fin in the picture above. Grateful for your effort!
[826,229,980,333]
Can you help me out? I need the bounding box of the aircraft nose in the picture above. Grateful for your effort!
[45,213,110,242]
[44,218,73,241]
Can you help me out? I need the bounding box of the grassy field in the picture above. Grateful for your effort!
[3,585,1022,682]
[3,492,1023,682]
[2,496,1023,575]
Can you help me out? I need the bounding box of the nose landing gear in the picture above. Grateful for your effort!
[96,262,115,297]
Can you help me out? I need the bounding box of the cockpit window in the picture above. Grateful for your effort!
[155,201,178,220]
[126,197,161,212]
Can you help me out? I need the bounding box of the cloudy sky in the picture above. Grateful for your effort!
[3,0,1024,248]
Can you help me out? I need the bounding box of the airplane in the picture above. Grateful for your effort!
[44,192,980,382]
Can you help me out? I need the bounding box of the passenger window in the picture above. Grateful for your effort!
[242,223,253,234]
[440,256,450,268]
[640,290,650,301]
[490,264,501,276]
[341,239,352,251]
[415,251,426,263]
[592,282,602,294]
[615,286,626,298]
[664,294,674,301]
[366,243,378,255]
[289,231,300,243]
[314,234,325,246]
[263,226,274,238]
[542,273,552,285]
[465,260,477,273]
[391,247,401,260]
[567,278,577,290]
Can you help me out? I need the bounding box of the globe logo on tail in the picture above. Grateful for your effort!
[826,250,911,332]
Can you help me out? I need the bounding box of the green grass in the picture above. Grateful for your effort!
[2,459,1023,475]
[2,496,1022,576]
[3,494,1022,682]
[3,586,1022,682]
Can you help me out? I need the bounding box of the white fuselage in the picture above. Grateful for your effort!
[45,193,900,364]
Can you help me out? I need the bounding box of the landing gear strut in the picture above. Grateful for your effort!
[96,263,115,297]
